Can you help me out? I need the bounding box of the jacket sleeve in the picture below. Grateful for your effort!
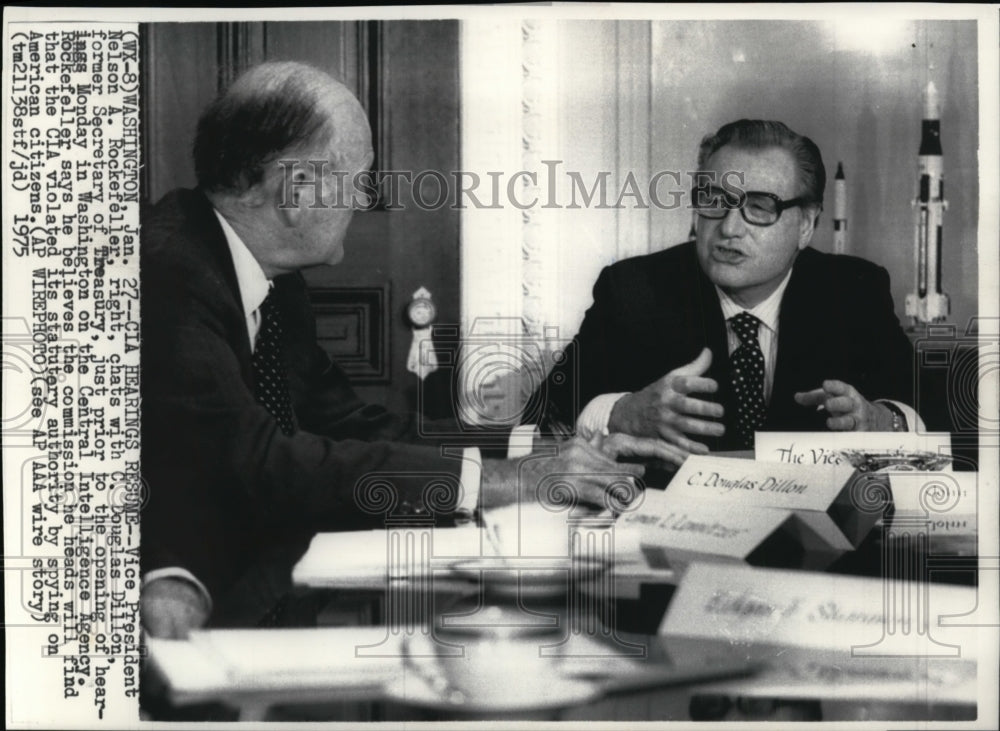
[849,263,917,407]
[532,265,621,433]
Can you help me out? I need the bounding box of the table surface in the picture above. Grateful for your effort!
[145,449,981,723]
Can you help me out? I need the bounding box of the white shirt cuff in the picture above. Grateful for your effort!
[877,400,925,432]
[457,446,482,517]
[142,567,213,614]
[577,393,630,439]
[507,424,539,458]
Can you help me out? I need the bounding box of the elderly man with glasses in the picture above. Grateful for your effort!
[537,119,920,453]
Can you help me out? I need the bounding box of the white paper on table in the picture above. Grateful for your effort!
[695,645,978,705]
[147,627,401,696]
[190,627,400,686]
[146,638,233,696]
[294,505,656,590]
[293,524,485,587]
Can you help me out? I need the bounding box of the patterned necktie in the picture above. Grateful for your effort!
[729,311,766,448]
[252,289,296,435]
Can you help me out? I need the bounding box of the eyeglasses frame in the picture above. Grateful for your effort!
[691,187,815,227]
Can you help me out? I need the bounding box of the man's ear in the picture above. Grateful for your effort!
[235,178,269,210]
[267,164,307,228]
[798,204,821,249]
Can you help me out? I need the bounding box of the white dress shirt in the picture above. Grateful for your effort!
[215,210,272,350]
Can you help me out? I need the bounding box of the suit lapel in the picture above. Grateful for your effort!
[690,255,732,447]
[187,190,256,380]
[767,249,822,427]
[670,242,730,376]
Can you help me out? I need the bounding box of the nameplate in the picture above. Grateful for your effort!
[754,431,953,470]
[618,491,795,568]
[888,471,978,536]
[659,562,977,655]
[664,455,877,551]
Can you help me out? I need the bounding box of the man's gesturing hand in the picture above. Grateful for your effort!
[607,347,725,453]
[140,577,210,639]
[794,379,893,431]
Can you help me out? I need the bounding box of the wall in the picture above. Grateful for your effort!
[460,19,654,352]
[461,18,979,353]
[458,19,655,424]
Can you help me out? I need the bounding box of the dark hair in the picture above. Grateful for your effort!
[193,62,340,193]
[697,119,826,206]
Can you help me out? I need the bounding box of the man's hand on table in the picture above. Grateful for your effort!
[482,432,683,510]
[141,577,210,639]
[608,347,725,453]
[794,380,895,431]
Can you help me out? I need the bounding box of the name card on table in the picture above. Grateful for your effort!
[664,455,877,551]
[659,562,977,655]
[754,431,953,470]
[619,490,801,569]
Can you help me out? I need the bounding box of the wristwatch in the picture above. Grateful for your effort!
[879,401,909,432]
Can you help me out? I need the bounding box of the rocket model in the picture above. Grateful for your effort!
[833,162,847,254]
[905,80,950,323]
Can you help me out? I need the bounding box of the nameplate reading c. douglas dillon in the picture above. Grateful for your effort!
[664,455,880,551]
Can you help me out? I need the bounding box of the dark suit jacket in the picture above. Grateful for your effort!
[538,241,916,451]
[140,189,465,624]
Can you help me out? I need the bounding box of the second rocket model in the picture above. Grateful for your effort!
[833,162,847,254]
[906,80,950,323]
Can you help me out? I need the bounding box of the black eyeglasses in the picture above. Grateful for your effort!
[691,186,813,227]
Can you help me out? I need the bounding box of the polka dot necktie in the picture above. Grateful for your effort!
[729,311,766,448]
[252,289,297,436]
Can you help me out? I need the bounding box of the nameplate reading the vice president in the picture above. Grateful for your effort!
[754,431,953,469]
[664,455,881,551]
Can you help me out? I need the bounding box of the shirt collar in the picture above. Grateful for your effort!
[715,266,793,335]
[213,208,271,318]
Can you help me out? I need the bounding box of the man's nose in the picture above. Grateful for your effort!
[719,206,746,237]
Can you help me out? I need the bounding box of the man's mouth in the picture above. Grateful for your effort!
[711,244,747,264]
